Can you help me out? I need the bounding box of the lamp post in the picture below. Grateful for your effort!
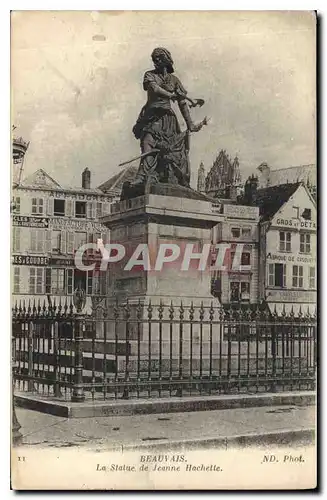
[71,287,86,402]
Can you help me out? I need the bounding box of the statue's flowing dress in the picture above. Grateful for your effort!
[132,70,190,187]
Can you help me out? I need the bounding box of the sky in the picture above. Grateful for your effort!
[11,11,316,190]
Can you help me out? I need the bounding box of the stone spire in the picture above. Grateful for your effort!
[197,161,206,192]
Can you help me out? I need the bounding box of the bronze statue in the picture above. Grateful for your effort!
[121,48,208,199]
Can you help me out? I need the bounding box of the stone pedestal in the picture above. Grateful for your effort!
[102,192,222,307]
[100,191,223,375]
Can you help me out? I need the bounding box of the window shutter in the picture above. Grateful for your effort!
[13,227,21,252]
[30,229,36,252]
[86,202,94,219]
[37,230,44,253]
[45,268,51,294]
[96,202,102,218]
[46,198,54,216]
[45,230,51,253]
[67,232,74,254]
[65,199,74,217]
[60,231,67,254]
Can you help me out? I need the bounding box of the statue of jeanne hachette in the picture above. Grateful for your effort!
[121,47,208,199]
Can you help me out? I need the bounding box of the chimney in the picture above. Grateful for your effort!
[244,174,258,204]
[257,162,270,187]
[82,167,91,189]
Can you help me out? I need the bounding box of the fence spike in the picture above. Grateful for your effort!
[169,300,174,321]
[63,296,68,316]
[281,303,286,318]
[290,305,295,319]
[37,299,41,315]
[179,301,184,319]
[58,296,62,316]
[27,299,31,317]
[158,300,164,320]
[189,301,194,321]
[69,297,74,316]
[147,300,153,319]
[199,301,204,321]
[209,301,214,321]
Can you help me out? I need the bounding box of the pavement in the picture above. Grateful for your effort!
[14,403,316,451]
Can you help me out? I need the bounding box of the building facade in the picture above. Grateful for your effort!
[211,203,260,305]
[12,167,115,308]
[255,182,317,314]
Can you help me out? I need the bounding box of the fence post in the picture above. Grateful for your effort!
[71,288,86,403]
[28,321,35,392]
[12,332,22,446]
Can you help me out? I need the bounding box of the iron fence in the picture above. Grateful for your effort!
[12,297,317,401]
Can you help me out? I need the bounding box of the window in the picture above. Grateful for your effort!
[13,267,20,293]
[292,265,304,288]
[309,267,316,289]
[51,231,61,253]
[30,229,44,252]
[30,229,45,252]
[230,282,240,302]
[75,201,86,218]
[300,233,311,253]
[53,199,65,216]
[29,268,44,294]
[67,269,74,294]
[302,208,312,220]
[51,269,65,294]
[230,282,250,303]
[241,252,251,266]
[31,198,44,215]
[13,197,20,213]
[13,227,21,252]
[242,227,251,237]
[268,263,286,287]
[241,282,250,301]
[231,227,240,238]
[279,231,291,252]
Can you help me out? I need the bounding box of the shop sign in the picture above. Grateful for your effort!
[223,204,259,219]
[266,252,316,264]
[12,216,49,228]
[12,255,49,266]
[274,218,316,229]
[49,218,106,232]
[266,289,316,303]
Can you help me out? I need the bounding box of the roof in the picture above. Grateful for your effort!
[259,164,316,187]
[253,182,302,222]
[17,168,110,197]
[98,165,138,194]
